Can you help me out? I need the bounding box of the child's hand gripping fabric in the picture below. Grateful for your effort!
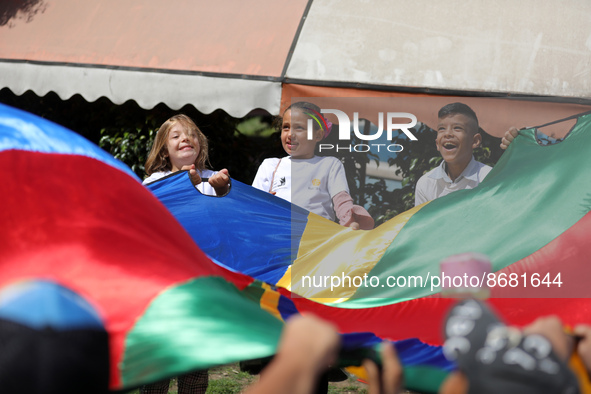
[333,191,374,230]
[500,127,519,150]
[181,165,230,196]
[181,164,202,186]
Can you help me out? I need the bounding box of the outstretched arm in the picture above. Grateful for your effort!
[244,315,340,394]
[333,191,374,230]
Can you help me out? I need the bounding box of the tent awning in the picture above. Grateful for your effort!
[2,0,591,125]
[0,0,309,117]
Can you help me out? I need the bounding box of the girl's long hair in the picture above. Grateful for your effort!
[145,114,209,176]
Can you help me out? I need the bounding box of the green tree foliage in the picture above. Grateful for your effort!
[99,116,159,176]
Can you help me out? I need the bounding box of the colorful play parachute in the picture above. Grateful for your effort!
[0,103,293,391]
[0,103,449,393]
[146,111,591,388]
[149,112,591,304]
[3,101,591,393]
[149,112,591,297]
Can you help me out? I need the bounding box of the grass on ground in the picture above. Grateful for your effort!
[123,363,370,394]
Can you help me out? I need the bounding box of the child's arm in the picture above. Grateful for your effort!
[208,168,231,196]
[363,342,402,394]
[244,315,340,394]
[333,191,374,230]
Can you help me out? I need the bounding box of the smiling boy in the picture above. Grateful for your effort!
[414,103,492,206]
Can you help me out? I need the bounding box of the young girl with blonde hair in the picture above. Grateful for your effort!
[141,114,230,394]
[143,114,230,196]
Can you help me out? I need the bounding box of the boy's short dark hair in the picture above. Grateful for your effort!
[438,103,479,133]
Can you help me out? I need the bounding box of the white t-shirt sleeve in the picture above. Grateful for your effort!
[142,171,168,185]
[252,158,280,193]
[327,158,350,198]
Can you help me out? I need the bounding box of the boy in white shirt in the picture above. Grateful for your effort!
[415,103,492,206]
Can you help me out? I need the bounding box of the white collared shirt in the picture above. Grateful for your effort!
[414,156,492,206]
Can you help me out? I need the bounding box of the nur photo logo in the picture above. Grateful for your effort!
[305,109,419,153]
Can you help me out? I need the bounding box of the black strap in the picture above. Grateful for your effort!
[533,109,591,129]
